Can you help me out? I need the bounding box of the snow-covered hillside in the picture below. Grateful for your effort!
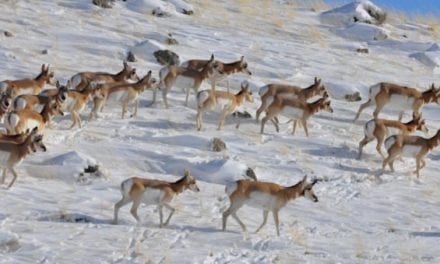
[0,0,439,263]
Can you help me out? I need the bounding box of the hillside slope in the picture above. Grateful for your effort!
[0,1,439,263]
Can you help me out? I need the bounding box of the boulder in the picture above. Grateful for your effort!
[211,138,227,152]
[153,49,180,65]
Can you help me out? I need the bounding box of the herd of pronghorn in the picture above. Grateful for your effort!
[0,53,439,236]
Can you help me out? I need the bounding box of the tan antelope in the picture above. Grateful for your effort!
[0,64,57,97]
[13,82,68,112]
[354,83,440,122]
[181,56,252,92]
[69,61,139,91]
[89,71,157,120]
[256,77,326,122]
[113,170,200,226]
[260,93,333,136]
[382,129,440,178]
[0,127,47,188]
[196,81,254,131]
[358,115,428,159]
[4,100,64,135]
[155,54,224,108]
[222,176,319,236]
[62,86,104,129]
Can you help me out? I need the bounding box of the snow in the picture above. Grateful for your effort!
[126,0,193,16]
[334,23,389,41]
[129,39,167,62]
[320,0,386,26]
[410,43,440,74]
[0,0,440,263]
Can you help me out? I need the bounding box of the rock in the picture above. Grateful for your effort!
[84,164,99,174]
[165,33,179,45]
[232,111,252,118]
[245,167,257,181]
[126,51,137,62]
[344,92,362,102]
[41,49,49,55]
[153,49,180,66]
[211,138,227,152]
[182,9,193,15]
[152,8,169,17]
[4,31,14,37]
[92,0,114,8]
[356,48,369,54]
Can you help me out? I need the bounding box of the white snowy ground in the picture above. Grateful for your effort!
[0,0,440,263]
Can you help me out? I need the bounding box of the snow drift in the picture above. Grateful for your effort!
[321,1,388,41]
[126,0,193,16]
[410,43,440,74]
[320,0,386,26]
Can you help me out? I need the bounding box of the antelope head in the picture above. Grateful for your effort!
[313,77,327,96]
[239,56,252,75]
[240,81,254,103]
[123,61,140,81]
[412,114,429,134]
[41,64,57,86]
[301,175,320,203]
[183,170,200,192]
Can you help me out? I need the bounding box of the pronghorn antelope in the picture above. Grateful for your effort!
[181,56,252,92]
[69,61,139,91]
[358,115,428,159]
[0,64,57,97]
[256,77,326,122]
[196,81,254,131]
[354,82,440,122]
[156,54,224,108]
[382,129,440,178]
[0,127,46,188]
[5,100,64,135]
[260,93,333,136]
[222,176,319,236]
[62,86,104,128]
[113,170,200,226]
[89,71,156,120]
[0,91,13,121]
[13,82,68,112]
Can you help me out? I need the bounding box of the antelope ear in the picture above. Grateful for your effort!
[314,77,318,83]
[55,80,61,89]
[147,70,152,77]
[184,169,190,177]
[210,54,214,62]
[41,64,46,72]
[123,61,128,68]
[240,56,244,62]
